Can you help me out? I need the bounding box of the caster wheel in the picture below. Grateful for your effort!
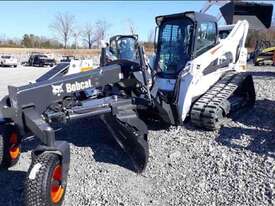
[24,153,66,206]
[0,124,21,168]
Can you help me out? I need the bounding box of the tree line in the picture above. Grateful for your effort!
[0,12,112,49]
[0,12,274,50]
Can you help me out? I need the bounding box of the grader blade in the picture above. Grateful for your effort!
[101,111,149,173]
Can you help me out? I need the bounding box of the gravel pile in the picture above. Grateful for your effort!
[0,65,274,206]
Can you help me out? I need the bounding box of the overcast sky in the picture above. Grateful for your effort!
[0,1,274,43]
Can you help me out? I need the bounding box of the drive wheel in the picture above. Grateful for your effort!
[204,107,225,131]
[24,153,66,206]
[212,107,225,130]
[0,124,21,168]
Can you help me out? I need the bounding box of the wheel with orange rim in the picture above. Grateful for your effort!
[51,164,65,204]
[0,124,21,168]
[9,132,21,160]
[24,153,66,206]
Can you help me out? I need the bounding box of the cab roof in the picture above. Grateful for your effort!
[155,11,217,26]
[109,35,138,43]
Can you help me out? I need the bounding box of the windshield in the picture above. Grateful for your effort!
[117,37,137,61]
[156,18,193,75]
[39,55,48,59]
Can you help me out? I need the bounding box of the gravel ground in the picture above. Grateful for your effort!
[0,64,274,206]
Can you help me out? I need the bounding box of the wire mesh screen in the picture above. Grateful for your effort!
[157,19,192,75]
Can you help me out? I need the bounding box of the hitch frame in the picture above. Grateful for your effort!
[0,63,150,174]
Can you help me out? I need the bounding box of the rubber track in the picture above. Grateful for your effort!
[190,72,245,130]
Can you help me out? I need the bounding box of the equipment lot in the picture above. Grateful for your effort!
[0,66,51,96]
[0,64,274,205]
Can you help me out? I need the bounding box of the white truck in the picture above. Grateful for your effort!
[0,55,18,67]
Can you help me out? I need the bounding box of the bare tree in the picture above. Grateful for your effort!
[94,20,110,48]
[126,18,136,35]
[148,29,155,43]
[73,30,81,49]
[82,23,96,49]
[272,16,275,27]
[50,12,75,48]
[0,33,7,45]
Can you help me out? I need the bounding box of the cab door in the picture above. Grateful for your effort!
[176,21,221,123]
[192,21,223,96]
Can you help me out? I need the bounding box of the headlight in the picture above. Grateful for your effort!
[180,64,192,78]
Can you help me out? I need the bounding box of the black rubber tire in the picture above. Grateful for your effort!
[24,153,66,206]
[0,124,21,168]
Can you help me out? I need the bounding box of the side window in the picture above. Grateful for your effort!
[196,22,217,55]
[219,30,230,39]
[109,40,117,56]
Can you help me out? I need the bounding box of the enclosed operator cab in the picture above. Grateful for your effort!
[154,12,219,78]
[152,12,222,124]
[109,35,139,61]
[100,35,151,94]
[100,35,140,66]
[154,12,218,94]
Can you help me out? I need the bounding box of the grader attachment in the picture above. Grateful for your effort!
[0,63,149,173]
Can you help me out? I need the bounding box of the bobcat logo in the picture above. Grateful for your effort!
[52,84,64,96]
